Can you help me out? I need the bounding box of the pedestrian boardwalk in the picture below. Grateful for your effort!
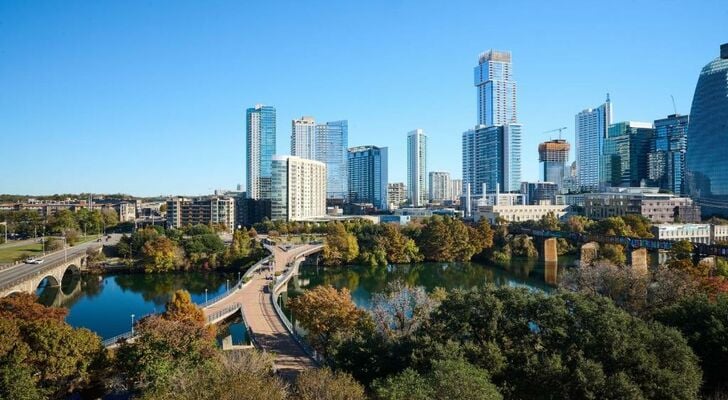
[203,243,321,380]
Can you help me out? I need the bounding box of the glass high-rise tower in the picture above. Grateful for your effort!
[463,50,522,195]
[407,129,427,207]
[648,114,688,194]
[347,145,388,210]
[246,104,276,200]
[687,43,728,217]
[539,139,570,192]
[575,96,612,192]
[474,50,517,126]
[601,121,654,187]
[315,120,348,200]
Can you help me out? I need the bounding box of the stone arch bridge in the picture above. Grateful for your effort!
[0,245,102,298]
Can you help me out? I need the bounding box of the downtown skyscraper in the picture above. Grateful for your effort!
[289,117,349,200]
[575,96,612,192]
[246,104,276,200]
[407,129,427,207]
[463,50,522,194]
[291,116,316,159]
[347,145,388,210]
[649,114,689,195]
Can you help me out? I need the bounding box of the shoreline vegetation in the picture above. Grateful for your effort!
[3,213,728,398]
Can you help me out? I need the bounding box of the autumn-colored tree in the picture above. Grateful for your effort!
[323,222,359,266]
[288,285,367,357]
[0,292,67,322]
[0,295,106,399]
[163,290,206,328]
[293,368,366,400]
[142,236,181,272]
[379,223,422,264]
[565,215,594,233]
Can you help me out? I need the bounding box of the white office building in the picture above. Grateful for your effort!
[407,129,428,207]
[291,116,316,159]
[270,156,327,221]
[575,96,612,192]
[451,179,463,201]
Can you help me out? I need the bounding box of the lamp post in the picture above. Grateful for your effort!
[205,288,208,303]
[226,279,229,291]
[131,314,135,336]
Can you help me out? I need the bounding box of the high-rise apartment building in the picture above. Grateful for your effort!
[463,50,522,196]
[575,97,612,192]
[166,197,236,233]
[474,50,517,126]
[462,123,522,194]
[246,105,276,200]
[648,114,688,194]
[291,116,316,159]
[270,156,327,221]
[388,183,407,210]
[407,129,427,207]
[601,121,654,187]
[315,120,348,200]
[687,43,728,217]
[429,171,451,202]
[347,145,388,210]
[539,139,570,192]
[451,179,463,201]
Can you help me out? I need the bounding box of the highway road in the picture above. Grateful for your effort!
[0,234,121,290]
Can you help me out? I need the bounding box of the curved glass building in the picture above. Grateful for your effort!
[687,44,728,217]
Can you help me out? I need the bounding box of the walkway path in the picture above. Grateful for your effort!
[202,243,321,381]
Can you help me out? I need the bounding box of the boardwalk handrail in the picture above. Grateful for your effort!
[206,302,242,324]
[270,245,323,363]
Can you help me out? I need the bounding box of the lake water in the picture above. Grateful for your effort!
[279,256,574,321]
[37,271,237,339]
[38,255,573,341]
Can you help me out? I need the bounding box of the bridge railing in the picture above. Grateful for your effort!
[270,246,323,364]
[199,254,273,309]
[206,302,242,324]
[0,246,104,292]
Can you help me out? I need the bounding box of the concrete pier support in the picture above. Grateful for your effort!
[580,242,599,266]
[630,248,648,275]
[543,238,558,263]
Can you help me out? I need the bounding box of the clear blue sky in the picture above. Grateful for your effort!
[1,0,726,197]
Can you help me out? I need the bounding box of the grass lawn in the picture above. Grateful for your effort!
[0,235,101,264]
[0,243,44,264]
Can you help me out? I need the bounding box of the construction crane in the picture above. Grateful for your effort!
[543,127,568,140]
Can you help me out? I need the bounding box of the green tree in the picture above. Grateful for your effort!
[622,214,654,238]
[116,315,219,391]
[294,368,366,400]
[323,222,359,266]
[420,287,702,400]
[47,209,78,235]
[142,236,181,272]
[140,350,286,400]
[373,358,502,400]
[0,294,106,399]
[655,294,728,395]
[598,243,626,265]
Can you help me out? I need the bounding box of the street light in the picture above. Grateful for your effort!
[131,314,135,336]
[226,279,229,291]
[205,288,208,303]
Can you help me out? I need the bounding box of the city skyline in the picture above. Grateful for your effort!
[1,1,726,196]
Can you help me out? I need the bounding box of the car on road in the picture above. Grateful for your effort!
[25,258,44,264]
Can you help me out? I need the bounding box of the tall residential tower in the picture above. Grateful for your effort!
[407,129,427,207]
[291,116,316,159]
[474,50,517,126]
[347,145,389,210]
[575,97,612,192]
[315,120,348,200]
[246,104,276,200]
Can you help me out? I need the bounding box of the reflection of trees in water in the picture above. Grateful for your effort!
[295,259,562,304]
[112,272,235,307]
